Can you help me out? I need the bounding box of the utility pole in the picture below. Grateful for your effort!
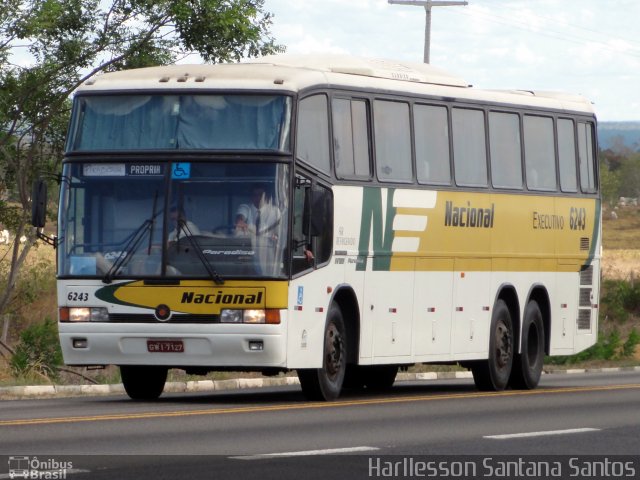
[388,0,468,64]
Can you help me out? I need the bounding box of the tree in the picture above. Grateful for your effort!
[599,159,621,208]
[618,154,640,199]
[0,0,283,319]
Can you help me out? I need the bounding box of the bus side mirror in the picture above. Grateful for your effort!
[31,179,48,228]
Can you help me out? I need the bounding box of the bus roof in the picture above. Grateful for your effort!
[77,54,595,115]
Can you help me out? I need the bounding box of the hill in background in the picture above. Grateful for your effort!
[598,121,640,152]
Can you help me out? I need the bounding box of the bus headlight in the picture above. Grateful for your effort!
[219,309,280,324]
[242,310,265,324]
[220,309,243,323]
[60,307,109,322]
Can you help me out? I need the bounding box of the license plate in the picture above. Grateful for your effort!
[147,340,184,353]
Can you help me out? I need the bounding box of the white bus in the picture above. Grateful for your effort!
[33,54,600,401]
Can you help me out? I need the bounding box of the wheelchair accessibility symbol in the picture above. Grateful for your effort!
[172,163,191,179]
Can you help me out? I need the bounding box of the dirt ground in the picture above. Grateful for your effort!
[601,249,640,281]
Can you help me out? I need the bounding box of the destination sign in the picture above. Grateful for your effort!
[83,163,164,177]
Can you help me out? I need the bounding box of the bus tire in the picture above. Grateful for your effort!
[120,365,168,400]
[297,305,346,401]
[471,299,513,391]
[510,300,545,389]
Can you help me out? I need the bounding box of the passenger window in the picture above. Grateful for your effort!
[558,119,578,193]
[297,95,330,174]
[578,122,597,193]
[415,104,451,185]
[452,108,487,187]
[332,98,371,179]
[374,100,412,182]
[489,111,522,189]
[524,115,556,191]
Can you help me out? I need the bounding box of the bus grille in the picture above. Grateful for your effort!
[577,310,592,331]
[580,266,593,285]
[108,314,220,323]
[579,288,591,307]
[580,237,590,251]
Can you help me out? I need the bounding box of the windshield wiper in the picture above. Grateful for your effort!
[102,218,155,284]
[103,193,162,284]
[177,219,224,285]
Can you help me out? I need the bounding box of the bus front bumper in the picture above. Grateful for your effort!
[58,323,287,368]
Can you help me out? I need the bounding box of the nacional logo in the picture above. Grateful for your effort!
[444,200,495,229]
[180,290,264,306]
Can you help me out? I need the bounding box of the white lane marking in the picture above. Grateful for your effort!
[230,446,380,460]
[484,427,600,440]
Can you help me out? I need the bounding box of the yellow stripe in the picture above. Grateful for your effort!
[1,383,637,428]
[390,191,599,273]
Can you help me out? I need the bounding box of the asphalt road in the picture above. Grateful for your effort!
[1,370,639,480]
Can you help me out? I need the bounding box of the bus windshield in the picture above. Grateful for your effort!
[67,94,292,152]
[58,162,290,280]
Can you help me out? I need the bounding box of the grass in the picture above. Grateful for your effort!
[602,204,640,250]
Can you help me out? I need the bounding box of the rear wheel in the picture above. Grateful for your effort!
[120,365,168,400]
[298,305,347,401]
[510,300,545,389]
[472,299,513,391]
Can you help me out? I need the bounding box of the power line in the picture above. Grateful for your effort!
[495,2,640,48]
[446,7,640,60]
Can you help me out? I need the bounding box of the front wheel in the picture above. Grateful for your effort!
[510,300,545,389]
[120,365,168,400]
[471,299,514,391]
[298,305,347,401]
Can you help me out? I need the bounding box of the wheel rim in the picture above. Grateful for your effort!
[495,319,512,369]
[324,321,344,381]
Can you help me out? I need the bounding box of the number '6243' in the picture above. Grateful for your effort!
[569,207,587,231]
[67,291,89,301]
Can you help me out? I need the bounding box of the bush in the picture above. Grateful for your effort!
[600,279,640,323]
[622,328,640,358]
[548,327,639,365]
[10,318,62,381]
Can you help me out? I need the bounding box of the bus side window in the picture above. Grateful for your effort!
[374,99,412,183]
[489,111,522,189]
[558,118,578,193]
[524,115,556,191]
[332,98,371,179]
[309,183,333,265]
[297,95,330,174]
[578,122,597,193]
[415,104,451,185]
[292,174,333,275]
[452,108,488,187]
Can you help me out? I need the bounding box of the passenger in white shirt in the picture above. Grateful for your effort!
[235,184,282,275]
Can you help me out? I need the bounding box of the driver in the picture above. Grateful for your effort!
[168,204,201,241]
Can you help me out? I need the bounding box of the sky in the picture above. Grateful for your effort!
[262,0,640,122]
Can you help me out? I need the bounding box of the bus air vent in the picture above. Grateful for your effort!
[577,309,591,331]
[580,266,593,285]
[579,288,592,307]
[580,237,590,251]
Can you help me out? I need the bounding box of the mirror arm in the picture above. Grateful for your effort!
[36,229,57,248]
